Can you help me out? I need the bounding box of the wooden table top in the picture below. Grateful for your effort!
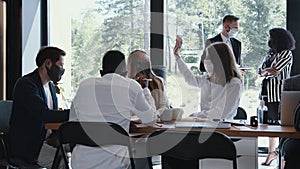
[46,120,300,138]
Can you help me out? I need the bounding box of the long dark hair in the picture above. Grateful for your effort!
[206,42,242,85]
[269,28,296,53]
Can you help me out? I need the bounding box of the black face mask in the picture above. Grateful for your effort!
[268,40,272,49]
[47,64,65,83]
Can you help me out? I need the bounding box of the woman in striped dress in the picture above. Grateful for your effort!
[258,28,295,166]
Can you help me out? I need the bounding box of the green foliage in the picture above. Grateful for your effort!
[70,0,286,93]
[169,0,285,87]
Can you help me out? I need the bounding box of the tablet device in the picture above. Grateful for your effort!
[175,121,231,129]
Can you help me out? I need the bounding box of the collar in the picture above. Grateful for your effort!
[220,33,230,43]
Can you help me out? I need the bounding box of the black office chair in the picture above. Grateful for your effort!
[51,121,136,169]
[0,100,13,169]
[147,130,237,169]
[234,107,247,120]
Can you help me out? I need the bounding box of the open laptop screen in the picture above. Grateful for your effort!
[280,91,300,126]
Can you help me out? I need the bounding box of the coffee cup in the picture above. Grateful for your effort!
[160,109,173,121]
[172,107,184,120]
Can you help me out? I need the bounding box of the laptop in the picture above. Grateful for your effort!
[280,91,300,126]
[175,121,231,129]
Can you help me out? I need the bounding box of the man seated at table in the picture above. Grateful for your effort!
[8,46,70,168]
[69,50,158,169]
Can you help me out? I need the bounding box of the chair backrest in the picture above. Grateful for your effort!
[234,106,247,120]
[0,100,13,162]
[0,100,13,133]
[147,130,237,169]
[52,121,135,169]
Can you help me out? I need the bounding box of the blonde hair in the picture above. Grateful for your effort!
[127,50,151,79]
[206,42,242,85]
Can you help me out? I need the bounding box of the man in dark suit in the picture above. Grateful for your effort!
[8,46,69,168]
[200,14,241,72]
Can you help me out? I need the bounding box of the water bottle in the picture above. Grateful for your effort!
[257,96,268,124]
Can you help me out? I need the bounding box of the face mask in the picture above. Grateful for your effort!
[268,40,272,49]
[228,28,238,38]
[204,59,214,75]
[47,64,65,83]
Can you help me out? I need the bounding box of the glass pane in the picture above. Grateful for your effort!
[165,0,286,117]
[49,0,149,107]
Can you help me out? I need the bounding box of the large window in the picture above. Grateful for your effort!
[165,0,286,117]
[49,0,149,108]
[48,0,286,116]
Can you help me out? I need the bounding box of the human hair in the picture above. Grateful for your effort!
[206,42,242,85]
[269,28,296,53]
[101,50,126,76]
[127,50,153,79]
[35,46,66,67]
[222,14,239,24]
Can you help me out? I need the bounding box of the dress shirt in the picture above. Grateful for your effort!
[177,58,243,120]
[69,74,157,169]
[221,33,233,52]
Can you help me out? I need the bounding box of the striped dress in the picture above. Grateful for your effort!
[261,50,293,102]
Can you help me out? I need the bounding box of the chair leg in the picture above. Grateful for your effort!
[233,159,237,169]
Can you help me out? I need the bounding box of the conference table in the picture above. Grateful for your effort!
[45,118,300,169]
[45,117,300,138]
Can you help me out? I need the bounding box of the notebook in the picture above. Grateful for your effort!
[175,121,231,129]
[280,91,300,126]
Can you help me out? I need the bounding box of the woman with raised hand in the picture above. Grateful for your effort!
[173,36,243,120]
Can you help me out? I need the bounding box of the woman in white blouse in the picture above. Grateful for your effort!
[174,37,243,120]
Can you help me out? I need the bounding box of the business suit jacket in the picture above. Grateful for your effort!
[199,33,241,72]
[9,69,69,164]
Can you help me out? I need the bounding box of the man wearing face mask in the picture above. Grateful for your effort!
[8,46,70,168]
[200,14,241,72]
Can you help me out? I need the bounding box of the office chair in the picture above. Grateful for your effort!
[0,100,13,169]
[147,130,237,169]
[52,121,135,169]
[234,107,247,120]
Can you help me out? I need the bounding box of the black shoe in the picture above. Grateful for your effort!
[261,151,278,166]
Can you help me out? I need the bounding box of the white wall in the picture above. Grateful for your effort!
[22,0,40,75]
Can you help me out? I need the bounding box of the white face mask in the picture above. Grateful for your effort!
[204,59,214,75]
[228,28,238,38]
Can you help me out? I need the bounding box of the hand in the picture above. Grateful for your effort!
[135,74,149,88]
[173,35,182,59]
[153,123,163,127]
[240,69,247,75]
[266,67,278,75]
[258,67,277,76]
[189,112,197,117]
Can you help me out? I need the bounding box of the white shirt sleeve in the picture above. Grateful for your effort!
[176,57,206,87]
[69,103,78,121]
[143,88,157,114]
[131,87,157,125]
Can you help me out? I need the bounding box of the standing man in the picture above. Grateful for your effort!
[8,46,70,168]
[200,14,241,72]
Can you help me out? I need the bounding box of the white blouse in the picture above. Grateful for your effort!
[176,58,243,120]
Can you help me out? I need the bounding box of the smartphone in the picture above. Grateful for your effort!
[176,35,182,48]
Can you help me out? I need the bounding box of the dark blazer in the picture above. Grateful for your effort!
[199,33,241,72]
[8,69,69,164]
